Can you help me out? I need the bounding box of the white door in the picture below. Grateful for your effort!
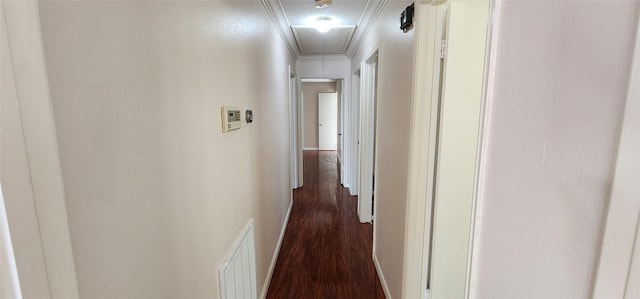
[318,92,337,150]
[429,2,489,298]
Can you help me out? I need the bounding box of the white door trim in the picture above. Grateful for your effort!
[592,10,640,299]
[402,1,496,298]
[298,89,304,187]
[358,48,379,224]
[299,76,353,190]
[402,4,446,298]
[288,67,301,189]
[1,1,79,297]
[348,71,361,196]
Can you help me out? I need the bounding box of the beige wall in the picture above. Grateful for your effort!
[471,1,639,298]
[351,1,415,298]
[38,1,294,298]
[302,82,336,149]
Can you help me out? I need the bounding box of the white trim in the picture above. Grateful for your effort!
[296,57,354,190]
[338,79,345,184]
[2,1,79,297]
[298,89,304,187]
[466,0,500,296]
[592,10,640,299]
[289,67,300,189]
[259,0,299,58]
[402,3,442,299]
[357,47,379,224]
[303,147,320,151]
[373,254,392,299]
[348,70,361,196]
[261,0,387,58]
[0,181,21,298]
[346,0,388,58]
[259,200,293,299]
[403,1,495,298]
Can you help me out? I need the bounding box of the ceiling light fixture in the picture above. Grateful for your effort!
[315,0,332,8]
[313,16,336,33]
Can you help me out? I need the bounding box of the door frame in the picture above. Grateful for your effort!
[402,0,496,298]
[592,10,640,298]
[1,1,79,297]
[288,66,302,189]
[348,70,361,196]
[358,48,379,224]
[298,77,352,185]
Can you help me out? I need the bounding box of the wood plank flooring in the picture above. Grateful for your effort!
[266,150,386,299]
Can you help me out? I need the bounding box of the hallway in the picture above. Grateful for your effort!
[266,151,386,298]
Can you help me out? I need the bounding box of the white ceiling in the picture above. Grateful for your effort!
[291,26,356,54]
[262,0,388,57]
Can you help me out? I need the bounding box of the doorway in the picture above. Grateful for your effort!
[403,1,493,298]
[301,80,338,151]
[358,50,379,224]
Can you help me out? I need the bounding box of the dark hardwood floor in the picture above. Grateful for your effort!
[266,150,386,299]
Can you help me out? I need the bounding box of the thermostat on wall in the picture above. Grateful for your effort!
[221,107,242,132]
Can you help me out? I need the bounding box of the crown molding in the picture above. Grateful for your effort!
[260,0,300,58]
[345,0,388,58]
[261,0,388,59]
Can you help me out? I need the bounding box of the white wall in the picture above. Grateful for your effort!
[351,1,415,297]
[471,1,639,298]
[38,1,294,298]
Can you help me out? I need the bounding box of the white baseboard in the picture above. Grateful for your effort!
[348,185,357,196]
[373,254,392,299]
[259,200,293,299]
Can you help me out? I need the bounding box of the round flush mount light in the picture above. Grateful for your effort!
[313,16,336,33]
